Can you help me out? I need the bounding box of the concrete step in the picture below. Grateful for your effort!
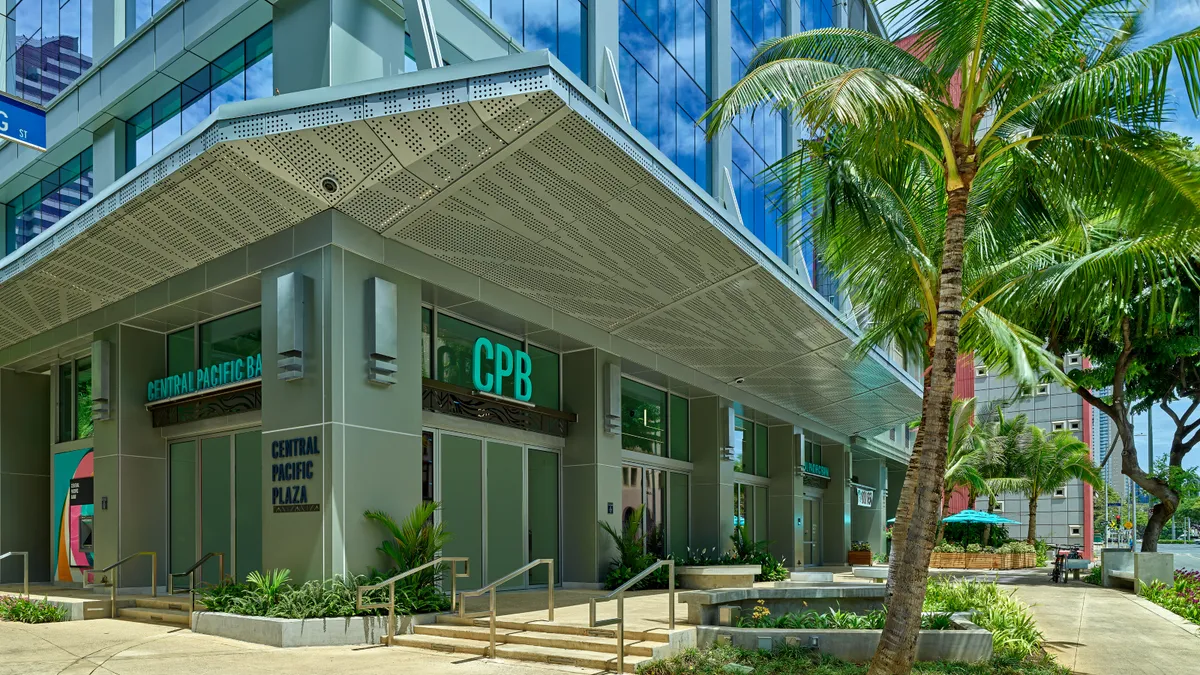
[391,633,650,673]
[414,623,663,657]
[116,606,191,627]
[435,614,672,643]
[132,597,194,612]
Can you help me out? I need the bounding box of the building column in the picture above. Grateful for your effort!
[92,118,127,194]
[852,457,887,555]
[91,0,127,64]
[767,425,801,569]
[560,349,623,586]
[709,0,733,200]
[821,443,851,565]
[691,396,734,553]
[587,0,619,91]
[273,0,410,94]
[91,325,167,588]
[0,370,51,583]
[259,211,423,581]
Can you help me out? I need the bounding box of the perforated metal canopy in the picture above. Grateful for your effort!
[0,52,921,437]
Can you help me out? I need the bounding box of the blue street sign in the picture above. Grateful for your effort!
[1107,502,1122,507]
[0,93,47,151]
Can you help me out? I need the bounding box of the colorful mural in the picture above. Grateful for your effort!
[52,448,94,582]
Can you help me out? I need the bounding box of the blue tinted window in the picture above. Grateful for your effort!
[469,0,588,79]
[126,25,272,169]
[799,0,835,30]
[731,0,786,260]
[134,0,171,31]
[5,148,93,253]
[4,0,94,105]
[618,0,710,190]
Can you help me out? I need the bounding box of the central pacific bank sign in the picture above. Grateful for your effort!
[471,337,533,402]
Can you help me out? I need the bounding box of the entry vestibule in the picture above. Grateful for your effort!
[425,429,560,591]
[168,429,263,583]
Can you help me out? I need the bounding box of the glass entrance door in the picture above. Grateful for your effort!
[803,498,821,567]
[620,463,689,557]
[434,430,560,590]
[168,429,263,582]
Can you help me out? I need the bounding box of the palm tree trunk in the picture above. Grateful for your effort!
[982,495,995,545]
[1027,497,1038,545]
[869,179,971,675]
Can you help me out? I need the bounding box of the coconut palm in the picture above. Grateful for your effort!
[978,409,1031,543]
[938,398,990,542]
[1005,428,1103,543]
[704,2,1200,671]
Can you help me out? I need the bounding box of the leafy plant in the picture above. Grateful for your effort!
[933,541,963,553]
[198,571,450,619]
[1033,540,1050,567]
[1083,565,1102,586]
[736,605,954,631]
[728,526,790,582]
[600,504,649,571]
[1141,569,1200,625]
[365,502,451,591]
[965,543,983,553]
[923,577,1045,660]
[246,568,291,609]
[0,596,68,623]
[850,541,871,552]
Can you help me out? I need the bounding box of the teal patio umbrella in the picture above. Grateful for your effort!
[942,509,1021,525]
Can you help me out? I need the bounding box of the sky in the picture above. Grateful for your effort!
[874,1,1200,471]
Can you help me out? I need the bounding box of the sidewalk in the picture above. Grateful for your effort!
[1005,574,1200,674]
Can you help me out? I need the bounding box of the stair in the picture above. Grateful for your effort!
[115,597,193,627]
[389,615,679,673]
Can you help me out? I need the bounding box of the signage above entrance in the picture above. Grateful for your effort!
[472,337,533,402]
[147,353,263,402]
[856,486,875,508]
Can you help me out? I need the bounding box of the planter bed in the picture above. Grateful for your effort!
[681,585,886,625]
[698,612,992,663]
[930,551,1034,570]
[191,611,439,647]
[676,565,761,590]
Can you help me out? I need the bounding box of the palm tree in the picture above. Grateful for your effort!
[978,409,1030,544]
[938,398,990,542]
[704,3,1200,671]
[1004,428,1103,543]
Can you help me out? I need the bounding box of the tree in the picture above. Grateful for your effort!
[704,2,1200,671]
[1006,428,1103,543]
[978,409,1030,544]
[939,398,990,542]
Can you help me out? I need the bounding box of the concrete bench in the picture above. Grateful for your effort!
[853,567,889,583]
[1062,558,1090,581]
[1101,549,1174,592]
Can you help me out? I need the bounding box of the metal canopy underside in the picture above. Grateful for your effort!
[0,53,920,437]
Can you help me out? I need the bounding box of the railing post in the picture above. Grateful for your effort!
[151,552,158,597]
[617,593,625,674]
[489,587,497,658]
[111,568,117,619]
[450,560,458,613]
[668,559,675,629]
[387,581,396,647]
[23,553,29,598]
[547,558,554,622]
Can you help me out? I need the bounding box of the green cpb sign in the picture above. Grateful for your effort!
[147,353,263,402]
[472,337,533,402]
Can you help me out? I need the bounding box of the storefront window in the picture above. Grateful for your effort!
[167,328,195,378]
[621,378,666,455]
[433,313,561,408]
[199,307,262,368]
[57,356,92,442]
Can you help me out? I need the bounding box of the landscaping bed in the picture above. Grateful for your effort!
[931,543,1037,570]
[1140,568,1200,625]
[191,611,438,647]
[0,596,68,623]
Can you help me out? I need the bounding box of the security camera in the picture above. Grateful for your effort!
[734,376,746,384]
[320,174,340,194]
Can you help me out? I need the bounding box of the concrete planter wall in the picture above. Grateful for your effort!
[698,612,992,663]
[930,552,1034,570]
[676,565,761,589]
[191,611,439,647]
[681,585,887,625]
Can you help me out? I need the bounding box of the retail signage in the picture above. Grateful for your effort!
[270,435,321,513]
[856,486,874,508]
[0,92,47,151]
[146,353,263,402]
[471,337,533,402]
[804,462,830,478]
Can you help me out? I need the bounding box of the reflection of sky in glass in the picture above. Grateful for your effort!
[619,0,711,190]
[469,0,587,78]
[127,25,273,168]
[731,0,786,260]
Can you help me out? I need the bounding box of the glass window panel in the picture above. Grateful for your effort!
[755,424,769,478]
[75,356,92,439]
[433,313,522,398]
[152,111,181,155]
[524,0,556,53]
[169,441,197,573]
[245,24,273,65]
[668,471,688,555]
[621,378,666,456]
[6,149,93,252]
[57,361,73,442]
[668,394,689,461]
[557,0,585,77]
[234,430,263,579]
[135,0,152,28]
[167,328,195,378]
[421,430,434,502]
[528,344,559,410]
[644,468,666,556]
[199,307,262,368]
[421,307,432,379]
[244,53,273,101]
[210,69,245,108]
[181,94,211,134]
[79,0,92,63]
[734,417,754,474]
[181,68,210,108]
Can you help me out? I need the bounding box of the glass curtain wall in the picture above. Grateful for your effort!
[618,0,710,189]
[467,0,587,79]
[620,378,688,460]
[127,24,273,168]
[5,148,94,253]
[133,0,171,31]
[4,0,94,105]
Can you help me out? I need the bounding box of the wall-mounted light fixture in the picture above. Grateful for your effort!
[366,277,398,385]
[277,272,306,381]
[603,361,621,434]
[90,340,111,420]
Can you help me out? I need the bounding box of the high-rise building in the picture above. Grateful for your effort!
[0,1,913,607]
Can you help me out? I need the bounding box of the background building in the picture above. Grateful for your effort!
[0,0,914,593]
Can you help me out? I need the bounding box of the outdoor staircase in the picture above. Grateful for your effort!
[390,614,682,673]
[115,597,193,628]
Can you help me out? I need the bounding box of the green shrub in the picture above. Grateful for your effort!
[1141,570,1200,625]
[850,540,871,552]
[1083,565,1102,586]
[198,571,450,619]
[942,522,1011,548]
[0,596,68,623]
[966,543,983,553]
[735,603,954,631]
[933,541,964,553]
[997,542,1035,554]
[1033,540,1050,567]
[923,577,1045,660]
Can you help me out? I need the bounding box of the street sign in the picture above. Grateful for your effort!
[1107,502,1122,507]
[0,92,47,151]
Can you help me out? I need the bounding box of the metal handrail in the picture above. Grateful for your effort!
[0,552,29,597]
[167,552,225,619]
[356,557,469,646]
[589,559,675,674]
[458,558,554,658]
[95,551,157,618]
